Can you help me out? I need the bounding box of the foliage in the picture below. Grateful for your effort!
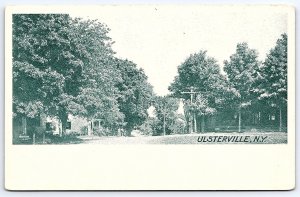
[139,118,159,136]
[167,115,186,134]
[224,43,261,105]
[169,51,231,132]
[70,18,124,131]
[252,34,288,131]
[13,14,90,134]
[139,96,186,136]
[13,14,288,138]
[170,51,231,106]
[223,42,261,131]
[13,14,154,136]
[256,34,287,105]
[153,96,184,135]
[114,59,154,132]
[13,15,71,116]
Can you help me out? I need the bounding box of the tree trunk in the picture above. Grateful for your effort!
[42,132,45,144]
[211,116,216,131]
[61,118,67,137]
[163,114,166,136]
[194,113,197,133]
[238,108,241,133]
[189,115,192,134]
[185,115,189,134]
[192,112,195,133]
[60,108,68,137]
[201,116,205,133]
[88,120,93,136]
[191,114,194,133]
[279,107,282,132]
[22,116,27,135]
[33,133,36,144]
[127,128,131,137]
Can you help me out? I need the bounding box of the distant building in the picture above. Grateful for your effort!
[147,105,156,118]
[177,99,185,115]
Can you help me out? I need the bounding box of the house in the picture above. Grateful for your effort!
[13,113,89,144]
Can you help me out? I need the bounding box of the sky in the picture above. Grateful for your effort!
[71,5,288,96]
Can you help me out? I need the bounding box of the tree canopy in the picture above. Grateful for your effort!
[169,51,232,132]
[13,14,154,136]
[13,14,84,122]
[114,58,154,132]
[257,33,287,105]
[223,43,260,103]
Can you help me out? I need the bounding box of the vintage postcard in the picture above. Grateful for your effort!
[5,5,295,190]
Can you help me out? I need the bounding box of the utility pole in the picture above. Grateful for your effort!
[181,87,199,133]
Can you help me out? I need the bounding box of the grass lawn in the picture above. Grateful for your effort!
[78,131,287,144]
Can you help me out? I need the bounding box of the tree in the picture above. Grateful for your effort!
[13,14,85,137]
[223,43,260,132]
[139,96,186,136]
[114,59,154,135]
[153,96,180,136]
[139,117,159,136]
[13,14,122,137]
[192,94,216,132]
[169,51,230,133]
[256,34,287,131]
[70,18,124,133]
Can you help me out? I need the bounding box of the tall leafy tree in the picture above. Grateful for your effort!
[13,14,85,135]
[70,18,124,132]
[223,42,260,132]
[13,14,123,136]
[114,59,154,134]
[256,34,287,131]
[169,51,230,133]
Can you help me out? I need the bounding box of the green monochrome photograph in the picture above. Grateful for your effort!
[9,5,292,145]
[5,4,296,191]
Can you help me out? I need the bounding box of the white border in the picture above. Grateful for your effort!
[3,3,296,192]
